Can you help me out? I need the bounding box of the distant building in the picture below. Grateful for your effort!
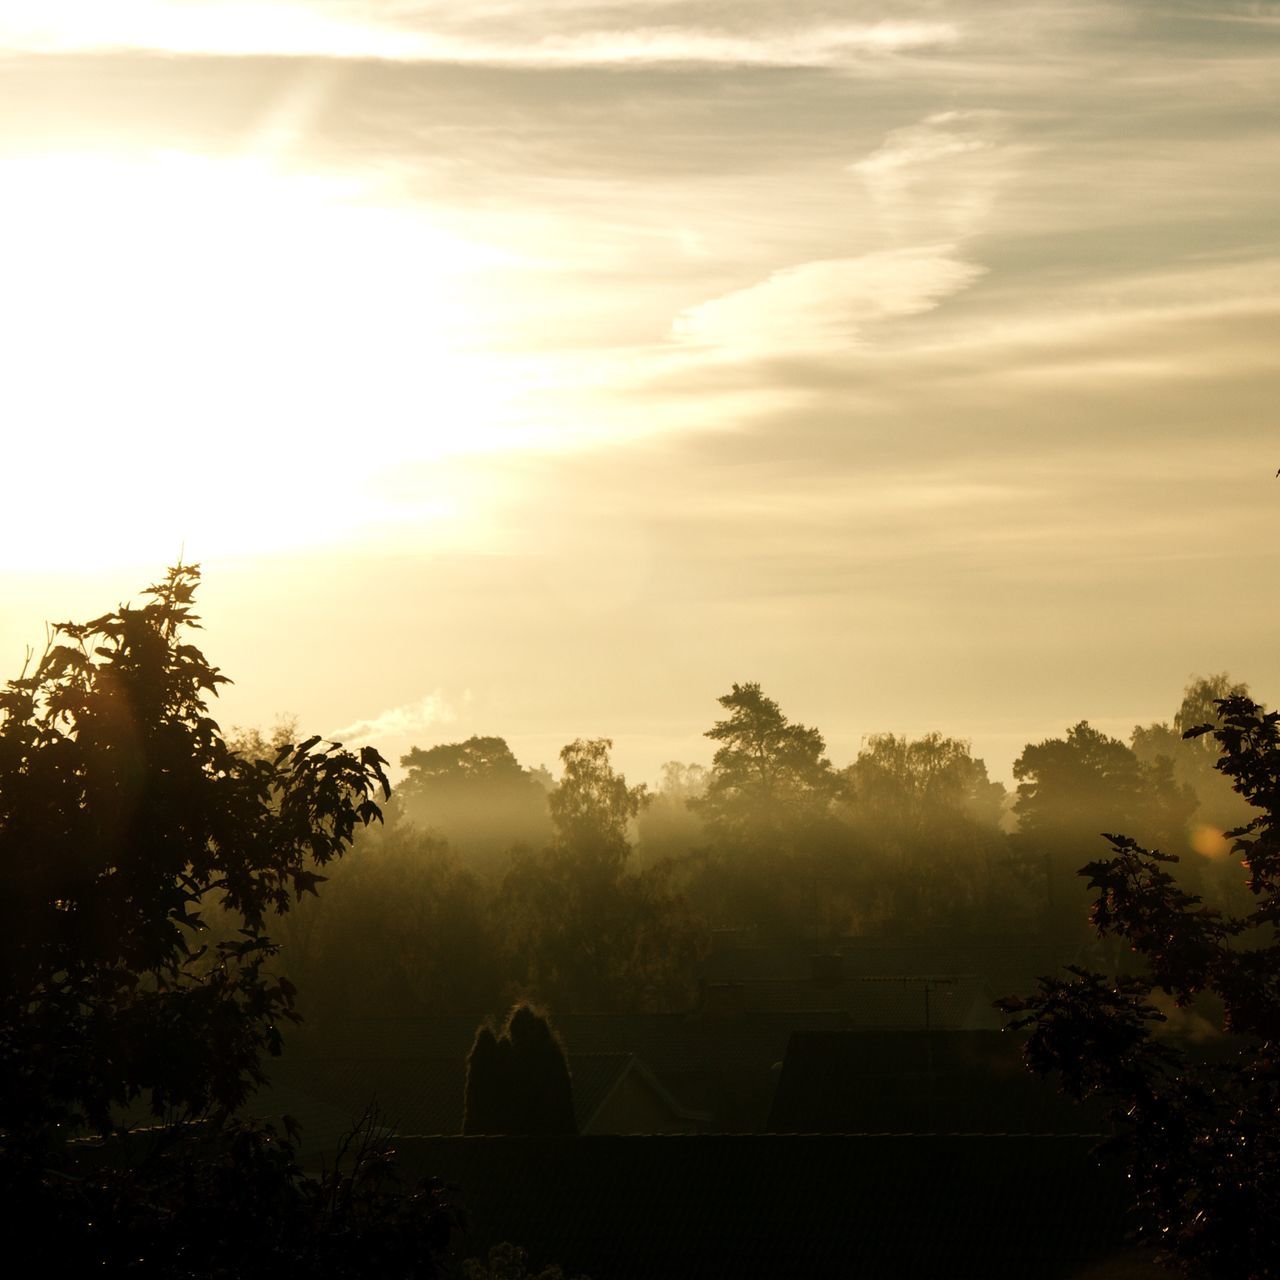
[767,1029,1102,1134]
[697,932,1096,1021]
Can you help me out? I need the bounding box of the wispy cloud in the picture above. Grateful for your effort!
[0,1,958,65]
[671,247,985,356]
[850,110,1015,242]
[329,691,457,745]
[484,21,960,67]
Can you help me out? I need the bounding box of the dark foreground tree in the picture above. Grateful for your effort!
[0,565,454,1275]
[999,694,1280,1279]
[463,1004,576,1135]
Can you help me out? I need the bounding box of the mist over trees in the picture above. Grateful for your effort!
[840,733,1012,929]
[5,564,1266,1279]
[1002,691,1280,1276]
[396,737,552,867]
[260,671,1258,1025]
[1013,722,1197,938]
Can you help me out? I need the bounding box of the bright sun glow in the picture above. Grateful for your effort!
[0,151,523,571]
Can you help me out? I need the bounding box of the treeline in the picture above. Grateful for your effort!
[263,675,1256,1024]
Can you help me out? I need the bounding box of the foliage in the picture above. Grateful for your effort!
[1131,675,1255,910]
[463,1004,576,1136]
[548,737,648,868]
[397,736,552,864]
[275,823,508,1024]
[999,694,1280,1279]
[277,738,697,1019]
[695,682,838,843]
[841,733,1016,928]
[845,732,1005,832]
[0,565,459,1274]
[10,1109,457,1278]
[460,1241,589,1280]
[635,761,709,868]
[498,843,701,1010]
[1013,721,1196,934]
[0,564,389,1144]
[488,740,699,1009]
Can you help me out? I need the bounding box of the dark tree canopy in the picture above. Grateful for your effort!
[1013,721,1196,934]
[403,736,530,786]
[1131,675,1255,862]
[841,733,1010,928]
[844,732,1005,833]
[695,682,837,841]
[463,1004,576,1136]
[1001,694,1280,1279]
[501,740,697,1011]
[548,737,648,868]
[0,564,390,1145]
[0,566,458,1276]
[397,735,551,861]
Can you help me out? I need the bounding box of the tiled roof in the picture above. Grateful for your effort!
[291,1011,858,1131]
[767,1030,1103,1134]
[699,938,1086,989]
[265,1048,703,1138]
[392,1133,1140,1280]
[701,974,1004,1026]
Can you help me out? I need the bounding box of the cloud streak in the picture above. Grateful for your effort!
[672,247,986,356]
[0,2,958,65]
[329,691,457,746]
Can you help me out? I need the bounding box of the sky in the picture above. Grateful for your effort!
[1,1,1278,786]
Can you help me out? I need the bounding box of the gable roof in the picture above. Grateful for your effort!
[288,1011,858,1131]
[576,1055,713,1132]
[264,1047,709,1138]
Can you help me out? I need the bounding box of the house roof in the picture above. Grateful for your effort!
[263,1047,708,1138]
[700,973,1004,1027]
[289,1011,859,1130]
[699,937,1088,992]
[392,1133,1140,1280]
[767,1030,1104,1134]
[577,1055,713,1131]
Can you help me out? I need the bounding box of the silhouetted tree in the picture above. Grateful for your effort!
[462,1005,576,1136]
[1131,675,1256,908]
[842,732,1015,928]
[1000,694,1280,1279]
[1013,721,1196,935]
[463,1024,504,1135]
[0,565,454,1274]
[498,744,699,1011]
[398,736,551,864]
[548,737,648,868]
[845,732,1005,832]
[462,1241,590,1280]
[695,682,837,843]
